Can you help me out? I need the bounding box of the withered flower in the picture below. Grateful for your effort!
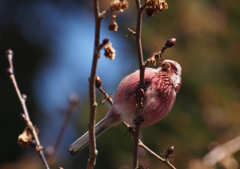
[17,129,33,148]
[108,20,118,31]
[109,14,118,31]
[111,0,129,13]
[145,7,156,17]
[145,0,168,17]
[104,42,116,60]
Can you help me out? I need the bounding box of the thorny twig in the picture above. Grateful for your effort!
[5,49,50,169]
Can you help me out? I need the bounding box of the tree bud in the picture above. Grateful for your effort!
[165,38,176,48]
[95,76,102,88]
[167,146,174,155]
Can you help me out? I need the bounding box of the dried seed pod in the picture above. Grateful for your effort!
[108,17,118,32]
[17,129,33,148]
[145,7,156,17]
[111,0,129,12]
[104,43,116,60]
[144,0,168,17]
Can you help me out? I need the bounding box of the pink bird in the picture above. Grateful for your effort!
[68,59,182,155]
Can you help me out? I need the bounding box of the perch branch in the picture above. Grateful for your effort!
[133,0,150,168]
[133,119,142,169]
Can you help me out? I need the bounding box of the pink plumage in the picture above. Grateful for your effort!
[68,60,182,155]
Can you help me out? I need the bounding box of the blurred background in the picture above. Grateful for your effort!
[1,0,240,168]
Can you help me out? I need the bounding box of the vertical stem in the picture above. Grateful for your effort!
[135,0,145,84]
[133,124,141,169]
[133,0,146,168]
[87,0,102,168]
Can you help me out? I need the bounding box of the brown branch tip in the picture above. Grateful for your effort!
[126,28,136,37]
[95,76,113,105]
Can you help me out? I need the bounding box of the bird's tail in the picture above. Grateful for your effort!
[68,117,112,156]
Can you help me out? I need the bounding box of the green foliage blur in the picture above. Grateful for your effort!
[1,0,240,169]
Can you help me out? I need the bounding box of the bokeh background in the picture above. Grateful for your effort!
[1,0,240,168]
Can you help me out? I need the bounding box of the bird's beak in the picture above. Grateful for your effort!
[162,62,171,71]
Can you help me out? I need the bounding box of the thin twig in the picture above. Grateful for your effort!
[48,94,78,165]
[6,49,50,169]
[202,135,240,167]
[126,28,136,37]
[98,87,113,104]
[139,141,176,169]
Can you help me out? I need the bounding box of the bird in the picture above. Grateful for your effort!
[68,59,182,155]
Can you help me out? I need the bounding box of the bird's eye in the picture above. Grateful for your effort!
[174,67,178,72]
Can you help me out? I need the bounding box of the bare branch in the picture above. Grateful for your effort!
[139,141,176,169]
[87,0,102,168]
[126,28,136,37]
[202,135,240,167]
[133,119,143,169]
[5,49,50,169]
[143,38,177,67]
[132,0,149,168]
[88,0,128,167]
[48,94,78,165]
[95,76,113,105]
[135,0,145,85]
[99,0,129,19]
